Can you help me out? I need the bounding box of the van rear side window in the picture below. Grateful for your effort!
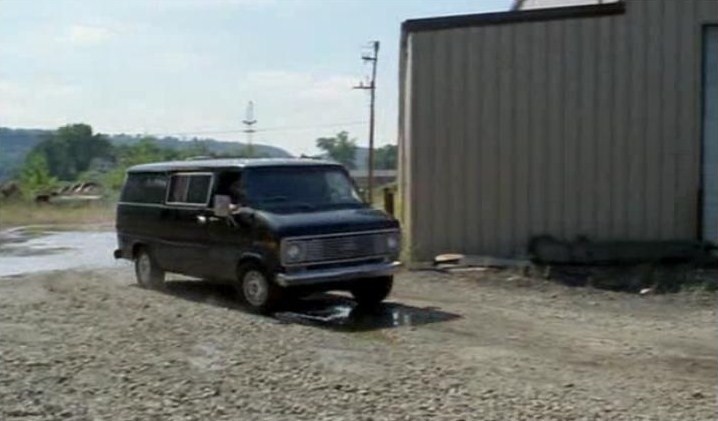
[167,174,212,205]
[120,173,168,204]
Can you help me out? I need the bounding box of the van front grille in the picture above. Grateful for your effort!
[302,232,390,263]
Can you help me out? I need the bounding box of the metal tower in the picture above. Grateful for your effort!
[242,101,257,149]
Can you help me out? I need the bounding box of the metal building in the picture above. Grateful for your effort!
[398,0,718,261]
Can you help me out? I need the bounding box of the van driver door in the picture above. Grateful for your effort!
[206,171,253,281]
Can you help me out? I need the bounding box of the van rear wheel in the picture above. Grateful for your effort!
[135,248,165,289]
[237,263,283,314]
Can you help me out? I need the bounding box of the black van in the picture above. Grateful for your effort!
[114,159,401,313]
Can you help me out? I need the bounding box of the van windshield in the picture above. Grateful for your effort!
[243,166,364,212]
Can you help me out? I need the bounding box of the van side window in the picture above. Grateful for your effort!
[167,174,212,205]
[187,176,212,203]
[120,173,168,204]
[167,176,190,203]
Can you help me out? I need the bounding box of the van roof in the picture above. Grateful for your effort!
[127,158,341,173]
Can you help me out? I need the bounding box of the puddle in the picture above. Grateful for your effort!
[1,246,73,257]
[159,280,461,332]
[274,295,461,332]
[0,226,49,247]
[0,228,123,277]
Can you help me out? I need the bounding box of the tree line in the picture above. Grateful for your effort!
[314,131,397,170]
[13,124,398,199]
[17,124,261,198]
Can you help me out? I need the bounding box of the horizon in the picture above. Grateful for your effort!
[0,124,375,156]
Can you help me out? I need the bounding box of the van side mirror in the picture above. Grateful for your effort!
[235,206,255,226]
[213,195,232,218]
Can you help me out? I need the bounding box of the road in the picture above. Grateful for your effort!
[0,261,716,420]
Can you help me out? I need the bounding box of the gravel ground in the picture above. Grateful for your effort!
[0,266,716,420]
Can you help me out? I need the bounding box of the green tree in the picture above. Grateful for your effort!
[19,153,57,197]
[30,124,113,180]
[231,144,271,158]
[179,140,212,159]
[316,131,357,169]
[374,144,397,170]
[103,136,177,190]
[237,144,256,158]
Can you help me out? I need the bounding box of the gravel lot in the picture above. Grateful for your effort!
[0,267,716,420]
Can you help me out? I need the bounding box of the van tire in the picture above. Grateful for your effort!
[351,276,393,307]
[135,248,165,289]
[237,262,283,314]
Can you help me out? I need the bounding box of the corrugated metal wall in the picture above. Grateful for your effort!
[399,0,718,261]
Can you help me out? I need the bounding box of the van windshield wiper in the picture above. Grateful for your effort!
[294,203,316,211]
[257,196,316,211]
[326,201,363,208]
[261,195,289,203]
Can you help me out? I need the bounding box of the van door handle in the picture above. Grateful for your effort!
[197,215,219,225]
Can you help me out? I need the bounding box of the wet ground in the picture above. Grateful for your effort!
[158,279,461,332]
[0,227,459,331]
[0,227,121,277]
[0,229,716,420]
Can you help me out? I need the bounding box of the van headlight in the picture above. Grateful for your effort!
[386,232,400,252]
[283,241,305,264]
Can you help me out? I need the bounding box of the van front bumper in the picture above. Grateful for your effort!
[275,261,402,287]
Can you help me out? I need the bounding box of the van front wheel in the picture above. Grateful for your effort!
[237,263,283,314]
[135,248,165,289]
[351,276,393,307]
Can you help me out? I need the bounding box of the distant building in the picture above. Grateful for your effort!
[350,169,397,190]
[398,0,718,261]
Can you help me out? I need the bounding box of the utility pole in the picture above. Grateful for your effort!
[354,40,379,201]
[242,101,257,157]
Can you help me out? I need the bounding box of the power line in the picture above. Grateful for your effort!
[256,121,367,134]
[146,120,368,138]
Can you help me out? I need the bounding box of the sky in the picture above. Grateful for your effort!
[0,0,510,156]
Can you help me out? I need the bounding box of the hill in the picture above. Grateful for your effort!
[108,133,291,158]
[0,128,47,181]
[0,127,293,181]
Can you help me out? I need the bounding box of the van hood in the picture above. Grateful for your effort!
[256,207,399,238]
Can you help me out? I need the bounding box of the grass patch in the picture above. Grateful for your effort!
[0,199,115,230]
